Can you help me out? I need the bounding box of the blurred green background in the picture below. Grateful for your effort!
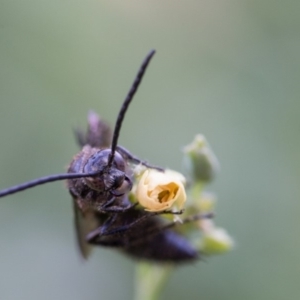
[0,1,299,299]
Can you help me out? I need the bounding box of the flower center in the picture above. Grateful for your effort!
[156,183,179,203]
[158,190,170,203]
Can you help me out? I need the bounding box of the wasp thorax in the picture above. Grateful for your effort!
[83,149,127,193]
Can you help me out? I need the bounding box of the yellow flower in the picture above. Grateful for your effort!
[135,169,186,212]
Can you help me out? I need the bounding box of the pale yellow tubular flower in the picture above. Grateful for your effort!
[135,169,187,212]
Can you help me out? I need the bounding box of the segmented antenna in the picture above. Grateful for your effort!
[0,171,102,198]
[108,49,156,167]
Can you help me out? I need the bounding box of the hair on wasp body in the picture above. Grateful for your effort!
[0,50,213,262]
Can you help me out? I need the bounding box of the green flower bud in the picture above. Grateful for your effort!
[194,192,216,213]
[200,227,234,255]
[183,134,219,183]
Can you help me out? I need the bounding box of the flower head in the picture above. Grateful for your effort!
[135,169,186,212]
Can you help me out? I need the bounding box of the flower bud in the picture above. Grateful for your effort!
[194,192,216,213]
[200,227,234,254]
[135,169,186,212]
[183,134,219,183]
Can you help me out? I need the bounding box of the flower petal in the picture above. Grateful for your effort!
[135,169,187,212]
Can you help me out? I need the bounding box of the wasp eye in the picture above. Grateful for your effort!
[83,149,125,173]
[110,150,126,171]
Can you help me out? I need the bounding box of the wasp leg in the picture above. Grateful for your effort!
[101,202,138,213]
[116,145,164,171]
[86,213,152,245]
[86,203,138,243]
[86,209,185,248]
[128,212,215,247]
[97,194,119,210]
[158,211,214,231]
[87,239,124,247]
[97,193,137,213]
[86,214,118,243]
[86,211,214,261]
[97,209,183,237]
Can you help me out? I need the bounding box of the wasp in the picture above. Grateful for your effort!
[0,50,211,262]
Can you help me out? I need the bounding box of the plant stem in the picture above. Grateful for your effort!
[134,262,173,300]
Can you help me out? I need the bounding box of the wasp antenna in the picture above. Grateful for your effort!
[108,49,156,167]
[0,171,101,198]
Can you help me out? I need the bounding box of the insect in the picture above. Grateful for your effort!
[0,50,211,262]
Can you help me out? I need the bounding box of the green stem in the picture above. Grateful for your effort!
[134,262,174,300]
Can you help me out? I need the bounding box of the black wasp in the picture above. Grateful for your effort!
[0,50,211,262]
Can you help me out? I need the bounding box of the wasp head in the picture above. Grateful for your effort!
[83,149,131,197]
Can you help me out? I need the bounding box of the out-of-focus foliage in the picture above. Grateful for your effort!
[0,1,299,300]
